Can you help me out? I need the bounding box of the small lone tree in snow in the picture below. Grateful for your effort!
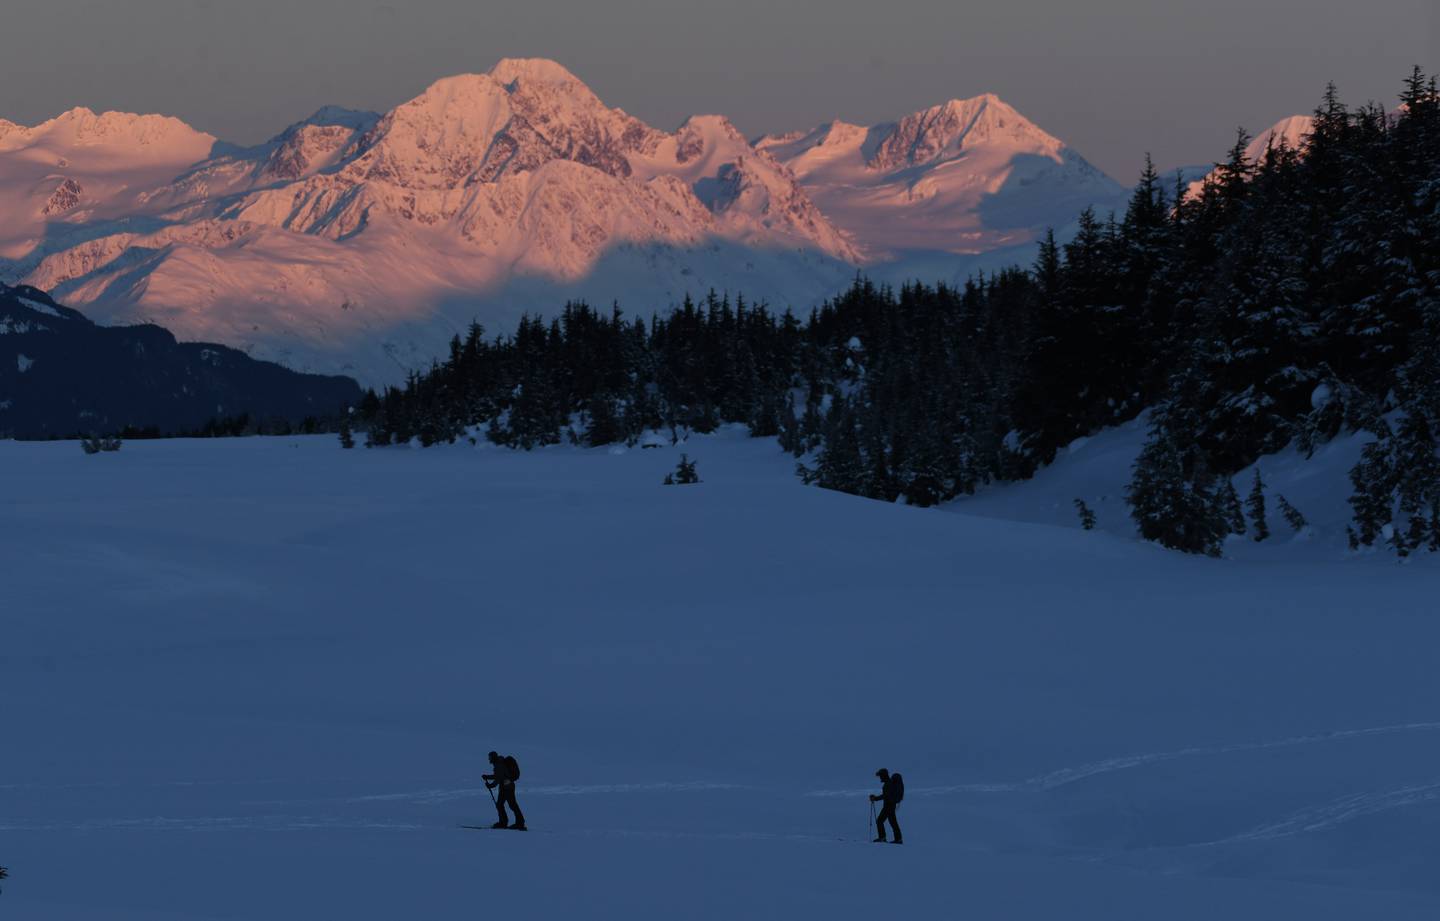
[1276,494,1307,532]
[338,415,355,449]
[665,454,700,485]
[1073,498,1097,530]
[1247,469,1270,541]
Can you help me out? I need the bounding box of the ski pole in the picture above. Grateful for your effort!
[868,798,875,838]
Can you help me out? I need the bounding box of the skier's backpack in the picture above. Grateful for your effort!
[505,755,521,781]
[892,773,904,803]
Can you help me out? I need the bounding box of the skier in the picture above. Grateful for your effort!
[483,750,526,830]
[870,767,904,844]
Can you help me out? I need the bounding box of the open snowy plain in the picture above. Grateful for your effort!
[3,427,1438,919]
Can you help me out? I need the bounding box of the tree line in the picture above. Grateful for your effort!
[354,70,1440,557]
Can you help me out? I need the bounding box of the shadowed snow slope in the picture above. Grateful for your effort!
[2,427,1438,919]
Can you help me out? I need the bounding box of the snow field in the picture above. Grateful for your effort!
[2,427,1437,918]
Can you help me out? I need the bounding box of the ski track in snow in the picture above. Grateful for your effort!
[1208,779,1440,845]
[0,816,429,833]
[0,817,901,849]
[350,781,749,805]
[9,722,1435,807]
[806,721,1440,798]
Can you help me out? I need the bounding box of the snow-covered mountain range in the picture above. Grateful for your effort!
[1,59,1128,383]
[756,94,1126,260]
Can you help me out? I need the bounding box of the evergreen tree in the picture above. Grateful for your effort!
[777,394,803,456]
[1276,494,1308,532]
[1127,417,1228,556]
[1348,427,1397,548]
[1074,498,1097,530]
[1247,469,1270,541]
[338,415,355,449]
[812,400,864,494]
[1220,480,1246,535]
[667,453,700,485]
[582,393,622,447]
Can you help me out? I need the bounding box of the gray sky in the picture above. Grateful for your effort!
[2,0,1434,179]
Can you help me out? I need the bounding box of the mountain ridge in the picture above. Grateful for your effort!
[756,92,1126,259]
[1,59,1127,383]
[0,282,360,437]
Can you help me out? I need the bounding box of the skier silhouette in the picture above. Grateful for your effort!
[870,768,904,844]
[483,751,526,830]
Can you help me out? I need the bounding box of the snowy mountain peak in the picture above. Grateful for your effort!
[298,106,380,131]
[1255,115,1316,154]
[256,107,379,182]
[756,93,1123,261]
[677,114,748,146]
[1186,114,1317,198]
[346,63,664,188]
[866,94,1063,172]
[753,120,868,164]
[11,107,216,150]
[487,57,588,90]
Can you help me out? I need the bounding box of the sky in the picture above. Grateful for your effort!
[1,0,1434,179]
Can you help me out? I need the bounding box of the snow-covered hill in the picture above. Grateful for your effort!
[0,62,1128,384]
[2,427,1437,919]
[757,94,1128,260]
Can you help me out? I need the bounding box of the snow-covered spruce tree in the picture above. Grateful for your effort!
[1346,195,1440,555]
[338,416,355,449]
[1126,412,1229,556]
[1074,499,1097,530]
[666,454,700,485]
[582,393,622,447]
[1220,480,1246,535]
[1347,424,1398,549]
[901,427,952,508]
[1276,495,1308,532]
[811,400,865,496]
[1248,470,1270,541]
[861,413,897,502]
[1389,409,1440,554]
[777,395,803,456]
